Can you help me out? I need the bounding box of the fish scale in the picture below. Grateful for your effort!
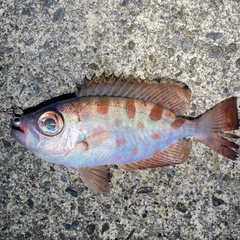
[11,74,239,193]
[62,97,198,167]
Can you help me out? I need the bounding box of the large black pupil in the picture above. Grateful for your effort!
[44,118,56,131]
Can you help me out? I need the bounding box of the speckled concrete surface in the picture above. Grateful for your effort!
[1,1,240,239]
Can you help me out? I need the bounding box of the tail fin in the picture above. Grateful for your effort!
[197,97,239,160]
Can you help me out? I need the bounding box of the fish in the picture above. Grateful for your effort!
[11,74,239,193]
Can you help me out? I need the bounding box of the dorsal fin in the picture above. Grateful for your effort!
[75,73,191,115]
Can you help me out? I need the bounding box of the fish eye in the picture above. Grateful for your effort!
[44,118,56,131]
[38,111,64,136]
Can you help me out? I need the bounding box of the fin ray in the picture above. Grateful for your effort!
[76,74,191,115]
[196,97,239,160]
[118,139,191,170]
[77,166,109,193]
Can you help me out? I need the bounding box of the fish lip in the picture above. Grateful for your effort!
[11,115,27,147]
[11,128,27,147]
[11,114,29,146]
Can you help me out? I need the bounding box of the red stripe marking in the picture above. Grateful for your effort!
[125,100,136,119]
[149,105,163,121]
[151,132,161,140]
[96,99,109,115]
[171,118,185,129]
[116,138,126,147]
[137,122,145,130]
[115,119,122,127]
[131,146,138,154]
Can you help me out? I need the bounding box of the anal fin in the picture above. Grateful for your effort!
[118,139,191,170]
[77,166,109,193]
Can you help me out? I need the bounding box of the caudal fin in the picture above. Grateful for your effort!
[197,97,239,160]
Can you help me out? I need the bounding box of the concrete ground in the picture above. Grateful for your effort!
[1,0,240,239]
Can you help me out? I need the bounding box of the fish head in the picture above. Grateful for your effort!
[11,103,87,164]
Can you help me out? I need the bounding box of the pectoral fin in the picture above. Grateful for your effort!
[82,130,111,150]
[77,166,110,193]
[118,139,191,170]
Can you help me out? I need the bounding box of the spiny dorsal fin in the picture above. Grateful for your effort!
[75,73,191,115]
[118,139,191,171]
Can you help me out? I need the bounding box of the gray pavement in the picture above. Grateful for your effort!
[1,1,240,239]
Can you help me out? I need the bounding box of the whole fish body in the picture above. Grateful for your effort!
[11,74,239,193]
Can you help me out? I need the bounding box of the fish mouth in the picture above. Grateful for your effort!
[11,116,27,147]
[11,128,27,147]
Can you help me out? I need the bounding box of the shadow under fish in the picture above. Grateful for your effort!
[11,74,239,193]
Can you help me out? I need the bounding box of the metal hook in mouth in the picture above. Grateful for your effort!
[12,116,25,133]
[13,116,21,127]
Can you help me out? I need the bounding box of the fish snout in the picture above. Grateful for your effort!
[12,116,25,133]
[11,115,27,147]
